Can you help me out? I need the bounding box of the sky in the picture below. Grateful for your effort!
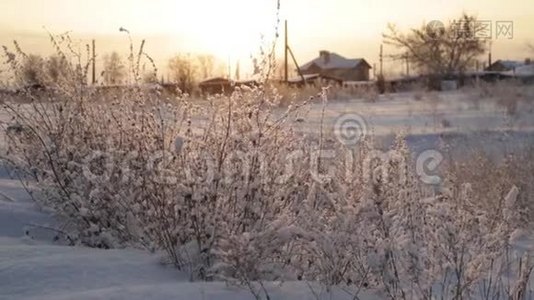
[0,0,533,78]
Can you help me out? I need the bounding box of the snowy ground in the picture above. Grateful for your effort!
[1,89,533,299]
[0,164,384,300]
[287,90,534,165]
[293,91,534,136]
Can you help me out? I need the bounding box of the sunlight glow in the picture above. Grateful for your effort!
[162,0,278,64]
[0,0,532,77]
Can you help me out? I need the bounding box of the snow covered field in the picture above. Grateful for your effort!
[1,89,534,299]
[0,160,382,300]
[287,89,534,165]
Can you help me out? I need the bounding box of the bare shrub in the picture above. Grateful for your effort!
[2,33,533,300]
[474,79,527,116]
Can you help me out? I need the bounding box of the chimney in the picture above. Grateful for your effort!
[319,50,330,64]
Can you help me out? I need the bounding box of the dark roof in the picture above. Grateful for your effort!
[503,64,534,77]
[198,78,258,86]
[198,77,231,85]
[489,60,525,70]
[498,60,524,69]
[300,52,371,71]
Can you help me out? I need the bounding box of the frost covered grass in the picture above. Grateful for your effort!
[272,82,379,107]
[2,37,534,300]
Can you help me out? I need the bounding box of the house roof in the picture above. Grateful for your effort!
[198,77,258,86]
[198,77,231,85]
[493,60,525,70]
[502,64,534,77]
[300,52,370,71]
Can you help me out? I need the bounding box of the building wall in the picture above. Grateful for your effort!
[347,65,370,81]
[302,64,322,74]
[486,62,508,72]
[325,66,370,81]
[301,64,370,81]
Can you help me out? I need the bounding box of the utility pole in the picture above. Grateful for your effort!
[287,46,305,83]
[235,60,240,81]
[92,39,96,85]
[405,52,409,76]
[282,20,304,83]
[284,20,288,82]
[379,44,383,77]
[488,40,493,68]
[227,56,231,79]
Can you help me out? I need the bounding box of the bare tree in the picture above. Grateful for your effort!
[45,55,70,83]
[197,55,215,79]
[383,14,486,88]
[19,54,44,87]
[16,54,73,87]
[215,61,229,78]
[168,54,198,93]
[141,71,158,84]
[102,52,126,85]
[139,63,158,84]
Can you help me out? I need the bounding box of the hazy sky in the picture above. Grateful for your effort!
[1,0,533,77]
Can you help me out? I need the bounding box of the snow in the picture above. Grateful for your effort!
[0,242,183,299]
[505,64,534,77]
[0,162,386,299]
[496,60,525,70]
[1,89,534,299]
[290,90,534,136]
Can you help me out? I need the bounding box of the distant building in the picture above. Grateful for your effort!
[198,77,258,95]
[198,77,233,95]
[299,51,372,81]
[485,59,531,72]
[287,73,343,87]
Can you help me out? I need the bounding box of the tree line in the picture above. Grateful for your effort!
[13,14,518,92]
[14,52,227,93]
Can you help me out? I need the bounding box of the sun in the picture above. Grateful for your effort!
[163,0,279,70]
